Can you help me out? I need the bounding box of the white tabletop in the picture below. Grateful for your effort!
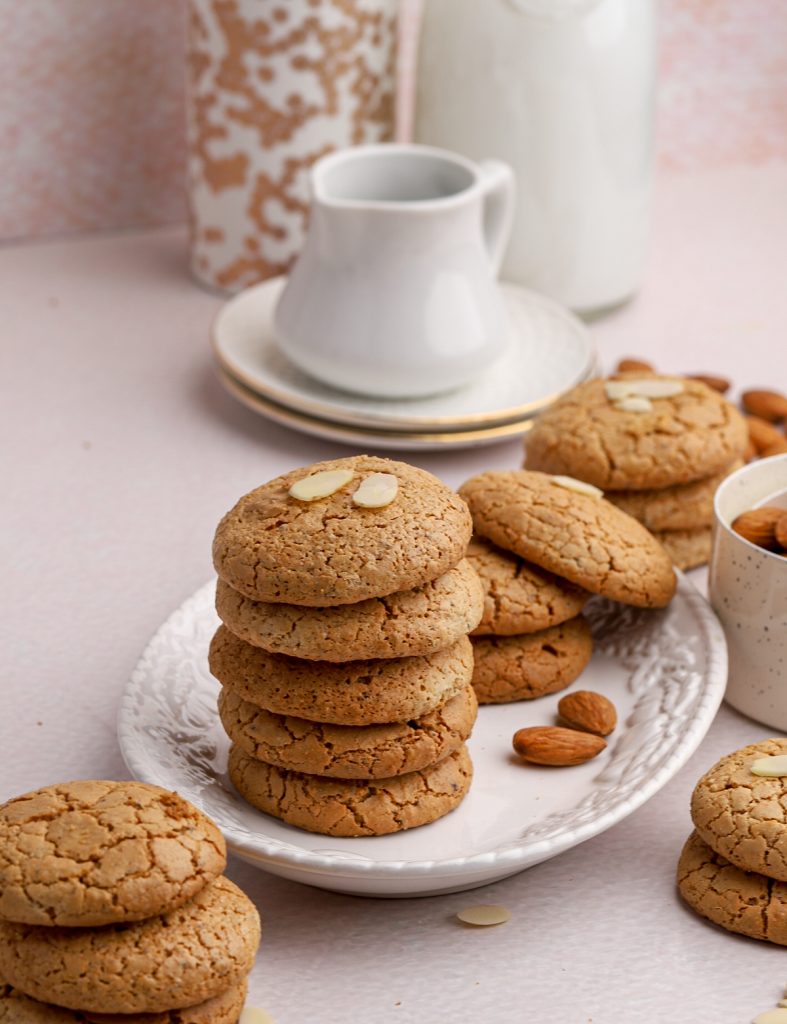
[2,162,787,1024]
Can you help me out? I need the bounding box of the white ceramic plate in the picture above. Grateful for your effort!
[118,575,726,898]
[212,277,596,431]
[218,368,538,451]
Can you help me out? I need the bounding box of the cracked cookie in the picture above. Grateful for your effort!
[218,683,477,779]
[215,558,484,661]
[691,740,787,881]
[0,974,248,1023]
[524,376,748,490]
[653,526,712,571]
[212,456,472,606]
[0,877,259,1015]
[459,470,676,608]
[605,460,743,532]
[465,535,589,636]
[227,744,473,837]
[471,617,593,704]
[210,625,473,726]
[677,830,787,945]
[0,781,226,928]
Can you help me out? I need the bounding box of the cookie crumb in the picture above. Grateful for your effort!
[456,904,510,927]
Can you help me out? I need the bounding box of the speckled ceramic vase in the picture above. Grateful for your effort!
[710,455,787,729]
[186,0,397,293]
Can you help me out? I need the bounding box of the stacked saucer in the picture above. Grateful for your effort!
[212,277,597,451]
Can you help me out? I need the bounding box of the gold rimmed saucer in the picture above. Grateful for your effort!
[218,368,536,451]
[211,276,596,432]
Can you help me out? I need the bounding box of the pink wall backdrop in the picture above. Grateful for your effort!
[1,0,786,242]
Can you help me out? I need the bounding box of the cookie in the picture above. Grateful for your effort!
[213,456,472,606]
[228,744,472,837]
[691,739,787,881]
[677,831,787,946]
[0,976,247,1024]
[0,780,226,928]
[218,683,477,779]
[210,625,473,726]
[0,877,259,1015]
[605,460,743,531]
[465,535,589,636]
[215,558,483,661]
[524,376,748,490]
[653,526,712,571]
[459,470,676,608]
[471,617,593,704]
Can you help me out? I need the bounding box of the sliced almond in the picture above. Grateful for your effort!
[352,472,398,508]
[289,468,355,502]
[605,378,684,401]
[551,475,604,499]
[456,904,511,927]
[732,507,785,550]
[614,396,653,413]
[742,389,787,422]
[751,755,787,777]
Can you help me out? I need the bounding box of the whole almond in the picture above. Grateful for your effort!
[742,389,787,422]
[762,438,787,457]
[776,513,787,550]
[512,726,606,766]
[747,415,784,454]
[686,373,731,394]
[731,506,785,550]
[558,691,617,737]
[615,358,654,373]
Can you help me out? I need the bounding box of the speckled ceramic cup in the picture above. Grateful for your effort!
[710,454,787,728]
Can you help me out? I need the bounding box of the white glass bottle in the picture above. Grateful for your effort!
[414,0,657,313]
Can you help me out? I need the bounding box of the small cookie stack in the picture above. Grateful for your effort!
[210,455,483,837]
[678,740,787,946]
[524,375,749,570]
[0,781,260,1021]
[459,469,677,702]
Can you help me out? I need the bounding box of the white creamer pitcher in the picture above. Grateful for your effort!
[415,0,657,313]
[273,144,515,399]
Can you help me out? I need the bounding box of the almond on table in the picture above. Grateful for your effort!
[742,389,787,422]
[746,415,784,454]
[615,357,654,373]
[686,373,730,394]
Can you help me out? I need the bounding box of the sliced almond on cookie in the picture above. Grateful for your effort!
[352,472,399,508]
[605,378,684,402]
[551,475,604,499]
[289,469,355,501]
[614,396,653,413]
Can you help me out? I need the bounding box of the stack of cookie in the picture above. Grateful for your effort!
[524,375,748,569]
[210,455,483,837]
[459,469,677,702]
[0,780,260,1021]
[678,740,787,947]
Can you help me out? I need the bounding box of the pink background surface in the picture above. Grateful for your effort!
[1,0,787,241]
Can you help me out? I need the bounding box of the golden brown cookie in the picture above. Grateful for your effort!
[459,470,676,608]
[677,831,787,946]
[228,745,472,837]
[218,684,477,779]
[215,559,484,661]
[524,376,748,489]
[653,526,712,571]
[0,976,248,1024]
[0,781,226,928]
[209,625,473,726]
[691,739,787,881]
[605,460,743,531]
[0,878,259,1015]
[471,617,593,704]
[212,456,472,606]
[465,535,589,636]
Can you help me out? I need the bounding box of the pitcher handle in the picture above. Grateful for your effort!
[478,159,516,276]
